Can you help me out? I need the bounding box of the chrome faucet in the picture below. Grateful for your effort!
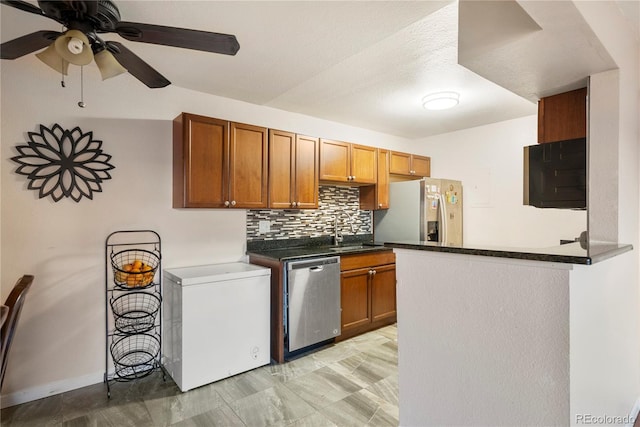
[333,216,343,246]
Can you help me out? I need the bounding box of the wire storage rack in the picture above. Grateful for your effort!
[105,230,165,397]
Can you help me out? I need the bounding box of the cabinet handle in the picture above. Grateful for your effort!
[291,202,296,207]
[368,269,374,275]
[372,270,377,275]
[378,203,383,208]
[352,176,356,181]
[224,201,230,207]
[231,200,236,207]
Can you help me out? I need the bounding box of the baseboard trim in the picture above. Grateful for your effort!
[1,371,104,409]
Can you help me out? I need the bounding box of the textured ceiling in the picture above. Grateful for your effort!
[0,1,628,139]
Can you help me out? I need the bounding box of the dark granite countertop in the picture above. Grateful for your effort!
[381,240,633,265]
[247,234,393,261]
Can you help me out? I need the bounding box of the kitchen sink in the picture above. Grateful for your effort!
[329,245,365,252]
[328,244,385,253]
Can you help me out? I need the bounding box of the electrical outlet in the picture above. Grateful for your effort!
[259,220,270,233]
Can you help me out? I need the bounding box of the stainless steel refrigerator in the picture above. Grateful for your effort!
[373,178,463,245]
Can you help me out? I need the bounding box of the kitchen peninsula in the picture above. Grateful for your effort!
[385,240,633,426]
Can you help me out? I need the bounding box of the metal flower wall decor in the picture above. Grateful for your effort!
[11,124,115,202]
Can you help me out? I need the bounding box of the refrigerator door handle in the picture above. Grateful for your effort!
[439,193,447,244]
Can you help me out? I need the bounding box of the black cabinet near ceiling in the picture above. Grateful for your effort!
[524,138,586,209]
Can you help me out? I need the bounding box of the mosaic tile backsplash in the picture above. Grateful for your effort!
[247,186,372,241]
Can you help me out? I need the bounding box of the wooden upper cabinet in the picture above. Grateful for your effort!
[538,87,587,144]
[389,151,411,175]
[268,130,318,209]
[389,151,431,177]
[173,113,267,209]
[350,144,377,184]
[229,122,268,208]
[319,139,351,183]
[360,148,389,210]
[377,148,390,209]
[173,113,229,208]
[294,135,319,209]
[411,155,431,177]
[320,139,376,184]
[268,130,295,209]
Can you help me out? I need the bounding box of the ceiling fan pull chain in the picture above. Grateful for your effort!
[78,66,86,108]
[60,24,67,88]
[60,59,66,88]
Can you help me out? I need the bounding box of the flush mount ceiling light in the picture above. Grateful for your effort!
[422,91,460,110]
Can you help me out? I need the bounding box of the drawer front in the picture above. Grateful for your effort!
[340,251,395,271]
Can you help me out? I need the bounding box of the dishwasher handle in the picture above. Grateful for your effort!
[310,266,323,272]
[287,256,340,271]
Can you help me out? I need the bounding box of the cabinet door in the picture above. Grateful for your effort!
[389,151,412,176]
[174,113,228,208]
[229,122,268,208]
[359,148,388,210]
[294,135,319,209]
[376,149,390,209]
[538,87,587,144]
[371,264,396,322]
[411,155,431,177]
[341,268,371,331]
[350,144,377,184]
[320,139,350,182]
[268,129,295,209]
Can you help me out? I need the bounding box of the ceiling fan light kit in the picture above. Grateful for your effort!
[94,49,127,80]
[35,44,70,75]
[1,0,241,105]
[54,29,93,66]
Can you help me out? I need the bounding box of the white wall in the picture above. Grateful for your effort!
[413,115,587,248]
[396,249,571,426]
[0,57,413,406]
[570,1,640,423]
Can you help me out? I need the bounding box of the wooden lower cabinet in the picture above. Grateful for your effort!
[341,268,372,330]
[338,251,396,341]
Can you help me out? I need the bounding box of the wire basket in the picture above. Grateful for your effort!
[110,333,160,381]
[110,291,161,334]
[111,249,160,289]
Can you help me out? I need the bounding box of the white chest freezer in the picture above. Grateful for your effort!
[162,262,271,392]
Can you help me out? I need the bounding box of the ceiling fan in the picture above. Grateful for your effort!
[0,0,240,88]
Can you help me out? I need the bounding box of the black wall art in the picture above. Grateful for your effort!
[11,124,115,202]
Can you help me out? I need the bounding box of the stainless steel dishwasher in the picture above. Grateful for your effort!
[285,256,341,353]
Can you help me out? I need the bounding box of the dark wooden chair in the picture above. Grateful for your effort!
[1,275,34,390]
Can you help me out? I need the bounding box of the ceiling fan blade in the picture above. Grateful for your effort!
[106,41,170,88]
[115,21,240,56]
[0,30,60,59]
[1,0,46,17]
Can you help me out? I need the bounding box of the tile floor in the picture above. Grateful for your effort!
[1,324,398,426]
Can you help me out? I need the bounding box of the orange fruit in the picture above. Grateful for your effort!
[123,264,133,272]
[132,260,143,270]
[126,275,138,287]
[142,271,154,285]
